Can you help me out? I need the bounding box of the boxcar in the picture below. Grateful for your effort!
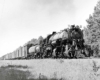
[18,46,22,59]
[21,45,28,59]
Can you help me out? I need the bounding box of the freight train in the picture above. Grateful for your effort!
[0,25,93,60]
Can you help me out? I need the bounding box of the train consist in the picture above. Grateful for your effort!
[0,25,93,60]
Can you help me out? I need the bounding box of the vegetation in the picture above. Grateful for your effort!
[83,0,100,56]
[0,65,65,80]
[38,36,44,45]
[0,65,30,80]
[1,64,28,69]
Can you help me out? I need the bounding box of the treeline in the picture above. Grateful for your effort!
[24,36,44,48]
[83,0,100,57]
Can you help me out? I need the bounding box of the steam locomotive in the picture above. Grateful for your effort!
[0,25,93,60]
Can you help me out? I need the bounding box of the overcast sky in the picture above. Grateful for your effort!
[0,0,98,57]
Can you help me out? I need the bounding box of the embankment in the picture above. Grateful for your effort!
[0,59,100,80]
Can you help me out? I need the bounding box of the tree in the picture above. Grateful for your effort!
[83,1,100,56]
[38,36,44,45]
[85,0,100,44]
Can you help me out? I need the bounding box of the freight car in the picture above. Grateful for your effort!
[0,46,27,60]
[0,25,93,60]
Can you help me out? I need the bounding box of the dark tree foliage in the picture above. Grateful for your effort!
[38,36,44,45]
[29,38,38,45]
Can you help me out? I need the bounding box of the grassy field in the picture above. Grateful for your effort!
[0,65,30,80]
[1,59,100,80]
[0,64,64,80]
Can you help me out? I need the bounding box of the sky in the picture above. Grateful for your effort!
[0,0,99,57]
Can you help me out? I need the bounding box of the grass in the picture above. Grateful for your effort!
[0,65,65,80]
[1,64,28,69]
[0,67,30,80]
[92,61,100,72]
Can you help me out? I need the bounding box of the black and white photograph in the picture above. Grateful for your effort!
[0,0,100,80]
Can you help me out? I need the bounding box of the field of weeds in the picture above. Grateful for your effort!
[0,65,30,80]
[1,59,100,80]
[0,61,66,80]
[0,64,64,80]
